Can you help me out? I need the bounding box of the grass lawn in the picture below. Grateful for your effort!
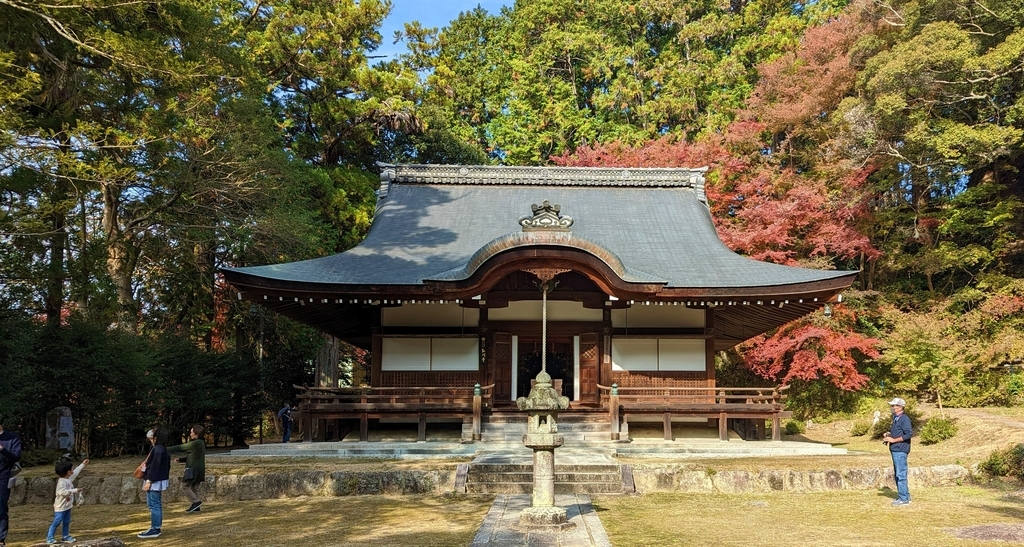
[9,406,1024,546]
[594,485,1024,547]
[8,486,1024,547]
[6,495,493,547]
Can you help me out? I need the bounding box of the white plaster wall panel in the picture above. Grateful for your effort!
[610,306,705,328]
[430,338,480,371]
[381,338,431,370]
[382,303,480,327]
[657,339,706,371]
[487,300,602,322]
[612,339,659,371]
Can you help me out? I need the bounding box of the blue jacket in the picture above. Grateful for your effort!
[0,429,22,481]
[888,413,912,453]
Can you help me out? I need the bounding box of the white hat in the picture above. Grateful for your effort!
[887,397,907,407]
[146,429,155,439]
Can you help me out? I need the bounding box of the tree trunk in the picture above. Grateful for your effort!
[315,335,340,387]
[102,180,139,329]
[196,240,217,351]
[44,184,67,327]
[73,191,90,314]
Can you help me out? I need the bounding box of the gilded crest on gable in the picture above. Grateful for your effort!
[519,200,573,232]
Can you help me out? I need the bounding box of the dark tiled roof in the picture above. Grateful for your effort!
[226,164,855,290]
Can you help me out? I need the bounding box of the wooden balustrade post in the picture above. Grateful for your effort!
[302,396,313,443]
[609,384,620,441]
[472,383,482,441]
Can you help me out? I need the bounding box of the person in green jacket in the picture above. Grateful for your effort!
[168,425,206,513]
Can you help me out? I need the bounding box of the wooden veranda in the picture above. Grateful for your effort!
[295,383,791,443]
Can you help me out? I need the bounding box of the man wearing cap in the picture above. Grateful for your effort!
[884,398,913,506]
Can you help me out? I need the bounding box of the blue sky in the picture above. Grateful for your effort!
[375,0,511,61]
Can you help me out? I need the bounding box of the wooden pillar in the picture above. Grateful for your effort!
[706,309,716,428]
[718,412,728,441]
[756,419,766,440]
[417,413,427,441]
[472,385,482,441]
[772,413,782,441]
[663,412,673,441]
[359,414,368,441]
[609,390,620,441]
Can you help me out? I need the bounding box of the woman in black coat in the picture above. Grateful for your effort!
[138,427,170,539]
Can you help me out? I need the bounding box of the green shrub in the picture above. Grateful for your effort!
[1008,374,1024,397]
[784,419,805,435]
[979,444,1024,480]
[850,421,871,436]
[17,448,67,469]
[918,416,958,445]
[870,402,924,439]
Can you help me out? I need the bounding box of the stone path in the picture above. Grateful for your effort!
[470,494,613,547]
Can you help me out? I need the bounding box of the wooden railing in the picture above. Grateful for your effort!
[295,384,495,442]
[597,384,790,441]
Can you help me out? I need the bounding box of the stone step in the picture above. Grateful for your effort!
[477,435,614,444]
[483,414,608,424]
[613,443,849,458]
[470,472,621,483]
[470,467,621,477]
[465,482,624,494]
[481,422,609,432]
[228,441,479,459]
[463,449,624,495]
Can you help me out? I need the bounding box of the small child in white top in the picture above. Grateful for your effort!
[46,459,88,544]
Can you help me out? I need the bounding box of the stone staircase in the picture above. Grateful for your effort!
[471,411,614,444]
[462,450,627,495]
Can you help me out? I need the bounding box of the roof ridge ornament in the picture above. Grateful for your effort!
[520,200,573,232]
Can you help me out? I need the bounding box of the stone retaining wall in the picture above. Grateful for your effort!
[630,464,970,493]
[7,464,970,504]
[7,469,456,506]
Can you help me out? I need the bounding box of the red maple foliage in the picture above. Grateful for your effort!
[741,307,881,390]
[716,166,879,264]
[552,6,888,391]
[745,14,868,139]
[555,135,878,265]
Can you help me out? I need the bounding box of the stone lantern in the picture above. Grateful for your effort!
[516,360,571,526]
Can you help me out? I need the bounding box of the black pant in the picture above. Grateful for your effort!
[0,476,11,543]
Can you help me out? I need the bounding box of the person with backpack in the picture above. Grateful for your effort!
[0,418,22,547]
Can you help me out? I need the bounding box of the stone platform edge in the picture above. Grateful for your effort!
[7,464,971,505]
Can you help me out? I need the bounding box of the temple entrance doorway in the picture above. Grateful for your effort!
[517,335,574,400]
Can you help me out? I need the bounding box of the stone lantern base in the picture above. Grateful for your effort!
[519,505,573,528]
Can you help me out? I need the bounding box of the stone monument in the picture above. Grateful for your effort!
[45,406,73,451]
